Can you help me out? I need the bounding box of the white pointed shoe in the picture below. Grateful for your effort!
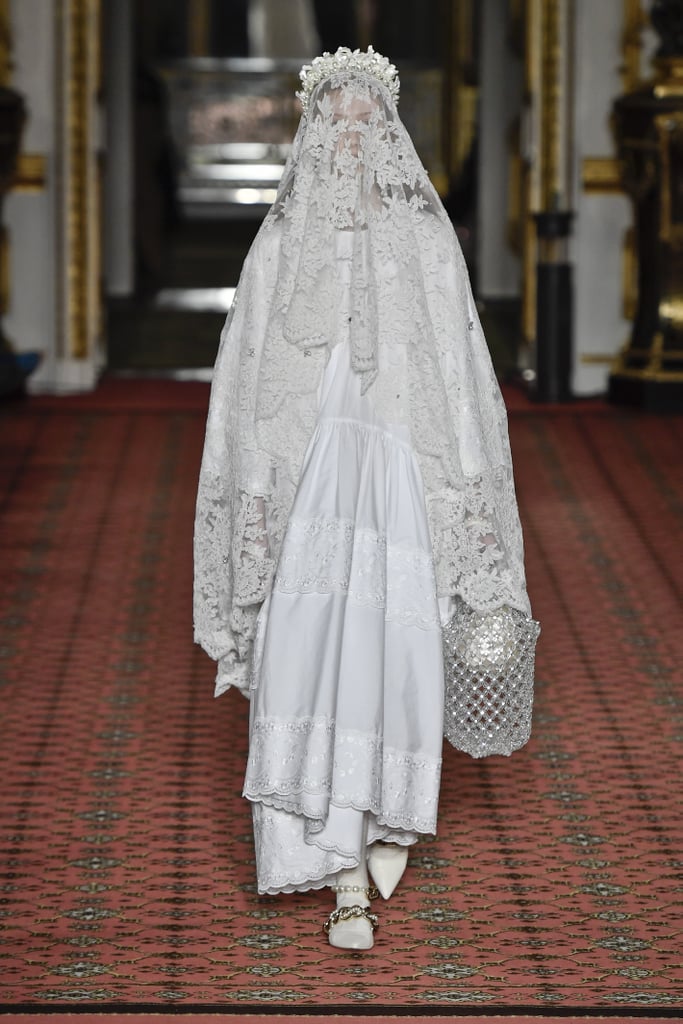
[324,885,379,950]
[367,843,409,899]
[324,904,377,949]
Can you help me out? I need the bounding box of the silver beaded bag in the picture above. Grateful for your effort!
[442,600,540,758]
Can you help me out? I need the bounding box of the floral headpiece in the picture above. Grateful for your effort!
[297,46,400,113]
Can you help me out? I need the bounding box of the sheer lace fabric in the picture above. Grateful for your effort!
[275,513,441,630]
[194,70,538,873]
[245,717,440,833]
[194,75,533,697]
[194,65,539,893]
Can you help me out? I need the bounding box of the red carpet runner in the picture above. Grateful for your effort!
[0,379,681,1014]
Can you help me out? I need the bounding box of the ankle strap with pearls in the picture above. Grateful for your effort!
[331,883,379,899]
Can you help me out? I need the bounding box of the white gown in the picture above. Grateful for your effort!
[243,243,445,894]
[194,68,538,898]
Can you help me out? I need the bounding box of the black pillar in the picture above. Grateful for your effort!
[532,210,574,403]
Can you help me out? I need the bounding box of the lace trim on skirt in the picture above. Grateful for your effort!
[243,716,441,834]
[274,514,441,630]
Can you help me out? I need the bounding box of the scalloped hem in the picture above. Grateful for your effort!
[254,827,420,896]
[250,795,428,895]
[244,787,438,836]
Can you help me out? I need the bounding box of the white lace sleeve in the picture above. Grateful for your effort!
[193,243,278,697]
[194,68,539,727]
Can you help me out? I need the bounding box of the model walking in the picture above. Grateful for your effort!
[194,47,539,950]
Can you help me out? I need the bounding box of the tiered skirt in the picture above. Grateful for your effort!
[244,340,445,894]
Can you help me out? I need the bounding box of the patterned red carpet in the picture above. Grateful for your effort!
[0,378,681,1015]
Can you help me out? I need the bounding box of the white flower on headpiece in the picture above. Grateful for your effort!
[296,45,400,113]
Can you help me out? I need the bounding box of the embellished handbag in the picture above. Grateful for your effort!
[442,600,540,758]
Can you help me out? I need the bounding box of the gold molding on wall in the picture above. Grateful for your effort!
[14,153,47,192]
[582,157,623,193]
[617,2,648,329]
[621,0,648,93]
[580,352,620,365]
[67,0,90,360]
[653,63,683,98]
[516,0,648,352]
[525,0,541,99]
[447,0,477,183]
[657,110,683,251]
[0,226,8,315]
[540,0,562,209]
[521,0,540,347]
[521,0,570,346]
[0,0,11,87]
[1,0,16,320]
[189,0,211,58]
[56,0,101,361]
[87,0,103,365]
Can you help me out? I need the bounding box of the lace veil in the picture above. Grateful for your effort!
[194,53,536,728]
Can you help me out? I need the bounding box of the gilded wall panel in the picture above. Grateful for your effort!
[56,0,102,361]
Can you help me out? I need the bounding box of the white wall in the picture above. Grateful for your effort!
[104,0,134,297]
[5,0,103,393]
[5,0,57,389]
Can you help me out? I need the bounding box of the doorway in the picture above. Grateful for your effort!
[104,1,521,374]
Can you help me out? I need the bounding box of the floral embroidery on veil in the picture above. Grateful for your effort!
[193,57,537,760]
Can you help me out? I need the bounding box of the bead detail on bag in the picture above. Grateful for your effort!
[442,599,540,758]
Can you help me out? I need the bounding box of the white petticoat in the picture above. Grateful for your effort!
[243,338,445,895]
